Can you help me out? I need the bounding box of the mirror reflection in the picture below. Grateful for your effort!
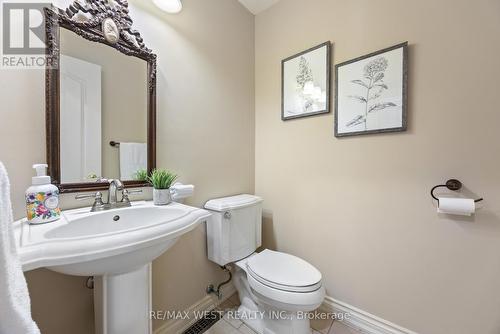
[59,28,148,184]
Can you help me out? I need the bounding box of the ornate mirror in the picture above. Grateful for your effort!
[44,0,156,193]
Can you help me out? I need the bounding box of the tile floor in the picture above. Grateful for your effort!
[206,293,360,334]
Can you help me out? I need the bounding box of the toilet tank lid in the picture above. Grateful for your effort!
[204,194,262,211]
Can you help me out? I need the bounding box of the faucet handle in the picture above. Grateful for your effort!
[122,189,142,203]
[75,192,103,201]
[76,192,105,212]
[125,189,142,195]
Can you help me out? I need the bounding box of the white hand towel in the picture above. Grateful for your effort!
[119,143,147,181]
[0,162,40,334]
[170,183,195,201]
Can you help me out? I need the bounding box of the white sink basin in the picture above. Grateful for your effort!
[15,201,210,276]
[46,205,187,238]
[14,201,211,334]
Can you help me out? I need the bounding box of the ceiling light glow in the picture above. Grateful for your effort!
[152,0,182,13]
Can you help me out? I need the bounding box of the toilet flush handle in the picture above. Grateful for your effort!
[224,211,231,219]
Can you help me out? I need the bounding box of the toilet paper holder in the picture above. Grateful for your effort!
[430,179,483,203]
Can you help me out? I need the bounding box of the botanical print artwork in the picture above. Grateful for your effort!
[282,42,331,120]
[294,56,318,115]
[346,57,396,129]
[335,43,407,137]
[296,56,313,89]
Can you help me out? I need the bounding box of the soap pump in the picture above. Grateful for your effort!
[25,164,61,224]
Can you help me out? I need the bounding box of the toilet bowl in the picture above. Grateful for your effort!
[205,195,325,334]
[233,250,325,334]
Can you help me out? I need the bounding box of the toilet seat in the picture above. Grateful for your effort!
[246,249,322,293]
[247,268,322,293]
[246,269,325,309]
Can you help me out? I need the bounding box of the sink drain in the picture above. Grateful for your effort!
[113,215,120,221]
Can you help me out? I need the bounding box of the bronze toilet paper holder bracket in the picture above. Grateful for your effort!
[430,179,483,203]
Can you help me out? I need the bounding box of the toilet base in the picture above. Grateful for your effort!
[233,264,313,334]
[237,304,264,334]
[238,304,311,334]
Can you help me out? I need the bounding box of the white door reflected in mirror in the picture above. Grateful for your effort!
[60,55,102,184]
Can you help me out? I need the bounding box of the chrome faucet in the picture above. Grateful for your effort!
[108,179,124,205]
[75,179,142,212]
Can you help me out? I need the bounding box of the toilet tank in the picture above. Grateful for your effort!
[204,194,263,266]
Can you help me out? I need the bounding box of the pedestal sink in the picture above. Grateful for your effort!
[13,201,211,334]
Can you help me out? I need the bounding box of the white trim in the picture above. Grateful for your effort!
[154,288,418,334]
[154,284,236,334]
[320,296,419,334]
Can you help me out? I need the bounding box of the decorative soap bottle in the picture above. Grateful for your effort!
[25,164,61,224]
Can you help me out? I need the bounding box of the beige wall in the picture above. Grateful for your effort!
[0,0,254,333]
[255,1,500,334]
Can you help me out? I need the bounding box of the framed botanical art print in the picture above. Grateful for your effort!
[334,42,408,137]
[282,41,331,120]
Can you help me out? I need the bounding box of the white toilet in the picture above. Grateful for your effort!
[205,194,325,334]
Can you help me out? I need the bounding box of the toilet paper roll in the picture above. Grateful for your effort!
[437,198,475,216]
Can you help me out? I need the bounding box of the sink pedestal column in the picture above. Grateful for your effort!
[94,263,152,334]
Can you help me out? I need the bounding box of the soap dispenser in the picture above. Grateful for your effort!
[25,164,61,224]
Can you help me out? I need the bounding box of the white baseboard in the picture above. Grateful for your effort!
[155,287,417,334]
[154,284,236,334]
[321,296,419,334]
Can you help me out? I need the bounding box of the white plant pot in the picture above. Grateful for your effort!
[153,188,172,206]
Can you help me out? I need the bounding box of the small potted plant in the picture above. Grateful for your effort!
[147,169,178,205]
[134,169,148,182]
